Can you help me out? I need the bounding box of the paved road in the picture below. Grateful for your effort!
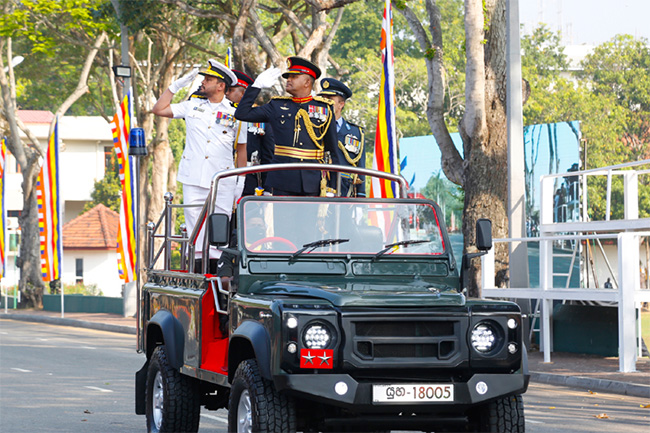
[1,319,648,432]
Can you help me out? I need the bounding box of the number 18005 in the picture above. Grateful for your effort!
[372,384,454,403]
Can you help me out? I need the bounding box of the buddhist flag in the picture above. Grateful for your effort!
[110,90,137,282]
[369,0,399,199]
[36,120,62,282]
[225,47,233,69]
[1,138,6,280]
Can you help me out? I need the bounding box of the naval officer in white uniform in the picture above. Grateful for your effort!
[153,59,247,266]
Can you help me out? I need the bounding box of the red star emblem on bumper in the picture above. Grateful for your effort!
[300,349,333,369]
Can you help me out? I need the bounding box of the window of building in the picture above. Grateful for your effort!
[104,146,115,169]
[75,258,84,285]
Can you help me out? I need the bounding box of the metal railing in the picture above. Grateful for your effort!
[481,159,650,372]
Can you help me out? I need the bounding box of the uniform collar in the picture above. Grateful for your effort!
[292,95,313,104]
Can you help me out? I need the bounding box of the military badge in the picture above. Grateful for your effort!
[308,104,328,121]
[344,134,361,153]
[322,80,330,89]
[248,122,265,135]
[216,111,235,127]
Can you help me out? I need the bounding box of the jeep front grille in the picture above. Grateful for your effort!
[342,314,468,367]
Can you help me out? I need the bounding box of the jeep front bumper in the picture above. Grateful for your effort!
[274,372,529,411]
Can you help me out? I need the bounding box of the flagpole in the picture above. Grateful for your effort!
[1,138,6,313]
[129,126,146,353]
[55,119,64,318]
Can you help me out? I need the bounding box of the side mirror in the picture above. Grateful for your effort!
[476,218,492,251]
[208,213,230,246]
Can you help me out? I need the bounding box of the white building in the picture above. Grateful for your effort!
[2,110,123,295]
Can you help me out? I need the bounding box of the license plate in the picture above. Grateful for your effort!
[372,384,454,404]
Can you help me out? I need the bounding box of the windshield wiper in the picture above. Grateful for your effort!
[372,239,431,261]
[289,238,349,262]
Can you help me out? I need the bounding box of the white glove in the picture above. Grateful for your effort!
[252,67,282,89]
[169,69,198,93]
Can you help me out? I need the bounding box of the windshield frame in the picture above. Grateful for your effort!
[238,196,454,262]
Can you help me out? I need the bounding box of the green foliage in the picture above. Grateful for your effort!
[116,0,165,33]
[2,0,119,116]
[0,0,116,50]
[84,154,121,213]
[522,27,650,220]
[332,0,465,159]
[64,282,103,296]
[420,170,463,230]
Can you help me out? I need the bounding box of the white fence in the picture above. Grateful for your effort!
[481,160,650,372]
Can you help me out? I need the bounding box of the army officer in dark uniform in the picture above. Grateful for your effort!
[234,56,339,196]
[318,78,366,197]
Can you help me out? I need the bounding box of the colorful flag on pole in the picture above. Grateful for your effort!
[36,120,62,282]
[369,0,399,199]
[1,137,6,280]
[225,47,233,69]
[110,91,137,282]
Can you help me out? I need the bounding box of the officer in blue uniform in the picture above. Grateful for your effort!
[318,78,366,197]
[234,56,339,196]
[227,69,275,196]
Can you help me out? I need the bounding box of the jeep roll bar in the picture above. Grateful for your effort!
[146,163,409,275]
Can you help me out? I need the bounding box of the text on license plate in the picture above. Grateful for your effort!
[372,384,454,403]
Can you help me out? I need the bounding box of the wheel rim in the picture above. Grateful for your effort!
[237,389,252,433]
[152,371,164,429]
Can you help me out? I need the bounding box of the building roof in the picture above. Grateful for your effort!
[63,203,118,249]
[17,110,55,124]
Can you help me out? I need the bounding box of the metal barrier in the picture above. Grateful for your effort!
[481,159,650,372]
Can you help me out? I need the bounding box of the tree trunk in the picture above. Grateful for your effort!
[17,171,45,308]
[461,0,509,297]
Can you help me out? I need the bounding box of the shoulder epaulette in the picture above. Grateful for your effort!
[345,119,364,131]
[189,93,207,100]
[271,96,292,100]
[313,95,334,105]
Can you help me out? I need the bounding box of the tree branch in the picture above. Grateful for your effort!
[395,0,464,185]
[233,0,256,70]
[152,22,223,58]
[303,0,360,11]
[463,0,487,140]
[158,0,234,21]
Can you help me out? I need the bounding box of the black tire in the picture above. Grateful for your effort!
[474,394,525,433]
[146,345,201,433]
[228,359,295,433]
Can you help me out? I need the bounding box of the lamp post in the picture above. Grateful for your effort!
[507,0,531,346]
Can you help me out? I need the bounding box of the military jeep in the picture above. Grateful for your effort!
[134,163,528,433]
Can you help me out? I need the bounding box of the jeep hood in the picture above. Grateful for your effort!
[252,281,466,308]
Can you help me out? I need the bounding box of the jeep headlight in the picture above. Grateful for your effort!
[471,322,498,353]
[303,323,331,349]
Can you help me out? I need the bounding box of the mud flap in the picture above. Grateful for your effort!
[135,361,149,415]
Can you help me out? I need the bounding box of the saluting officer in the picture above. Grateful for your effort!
[227,70,275,196]
[152,59,246,265]
[318,78,366,197]
[234,56,340,196]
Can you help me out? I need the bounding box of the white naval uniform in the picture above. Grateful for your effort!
[172,96,246,258]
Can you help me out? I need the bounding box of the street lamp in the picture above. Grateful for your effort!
[112,65,132,78]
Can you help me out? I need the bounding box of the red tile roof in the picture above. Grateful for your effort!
[63,204,118,249]
[17,110,55,124]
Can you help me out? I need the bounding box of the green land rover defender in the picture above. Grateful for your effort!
[134,163,528,433]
